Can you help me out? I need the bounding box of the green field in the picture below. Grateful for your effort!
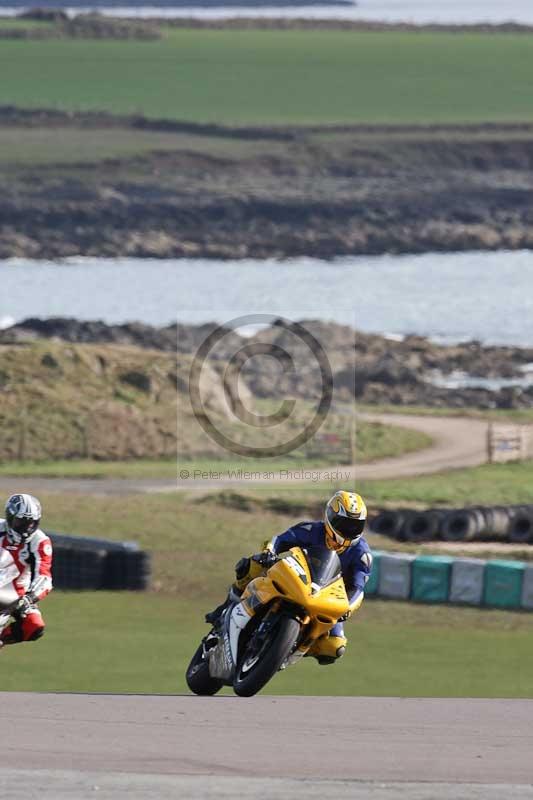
[4,592,533,697]
[2,29,533,124]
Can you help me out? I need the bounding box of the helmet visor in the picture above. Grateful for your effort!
[326,506,365,541]
[9,516,39,536]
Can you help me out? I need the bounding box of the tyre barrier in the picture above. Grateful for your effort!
[370,504,532,543]
[439,508,486,542]
[402,510,444,543]
[47,531,150,591]
[52,546,107,591]
[482,506,512,540]
[366,550,533,611]
[370,509,412,541]
[509,507,533,544]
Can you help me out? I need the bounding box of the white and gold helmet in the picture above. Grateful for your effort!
[324,491,367,553]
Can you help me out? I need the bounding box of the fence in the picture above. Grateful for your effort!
[366,551,533,611]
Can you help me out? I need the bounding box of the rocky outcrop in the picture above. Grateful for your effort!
[0,317,245,355]
[3,116,533,259]
[2,317,179,350]
[3,317,532,410]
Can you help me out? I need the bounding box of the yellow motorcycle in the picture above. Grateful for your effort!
[186,545,350,697]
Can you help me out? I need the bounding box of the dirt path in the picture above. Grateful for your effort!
[0,414,488,496]
[356,413,489,479]
[0,693,532,799]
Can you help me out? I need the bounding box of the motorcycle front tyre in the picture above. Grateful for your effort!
[233,616,300,698]
[186,642,224,696]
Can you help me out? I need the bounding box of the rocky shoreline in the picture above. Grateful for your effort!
[2,112,533,260]
[4,317,533,410]
[6,12,533,34]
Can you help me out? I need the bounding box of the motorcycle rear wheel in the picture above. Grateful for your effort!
[186,642,224,696]
[233,615,300,697]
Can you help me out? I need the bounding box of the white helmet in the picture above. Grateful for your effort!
[5,494,42,545]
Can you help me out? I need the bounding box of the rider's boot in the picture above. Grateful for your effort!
[205,586,242,626]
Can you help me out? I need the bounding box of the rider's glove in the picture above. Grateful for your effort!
[251,551,278,569]
[234,557,251,581]
[13,593,35,617]
[234,551,278,584]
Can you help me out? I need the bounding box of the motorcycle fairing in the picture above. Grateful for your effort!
[240,547,350,653]
[229,602,252,663]
[242,548,349,621]
[208,601,253,682]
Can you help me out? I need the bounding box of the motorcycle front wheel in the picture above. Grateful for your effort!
[186,642,224,696]
[233,615,300,697]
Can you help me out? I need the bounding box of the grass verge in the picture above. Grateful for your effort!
[206,461,533,508]
[359,461,533,507]
[3,592,533,697]
[1,486,531,696]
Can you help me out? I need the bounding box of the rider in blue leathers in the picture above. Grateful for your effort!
[207,490,373,664]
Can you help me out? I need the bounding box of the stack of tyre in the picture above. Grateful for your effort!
[370,505,533,544]
[48,531,151,590]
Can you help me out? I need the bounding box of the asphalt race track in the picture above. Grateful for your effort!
[1,694,533,799]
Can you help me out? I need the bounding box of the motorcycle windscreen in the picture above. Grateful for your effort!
[304,546,342,587]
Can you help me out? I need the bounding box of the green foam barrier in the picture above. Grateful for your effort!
[411,555,454,604]
[483,560,525,609]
